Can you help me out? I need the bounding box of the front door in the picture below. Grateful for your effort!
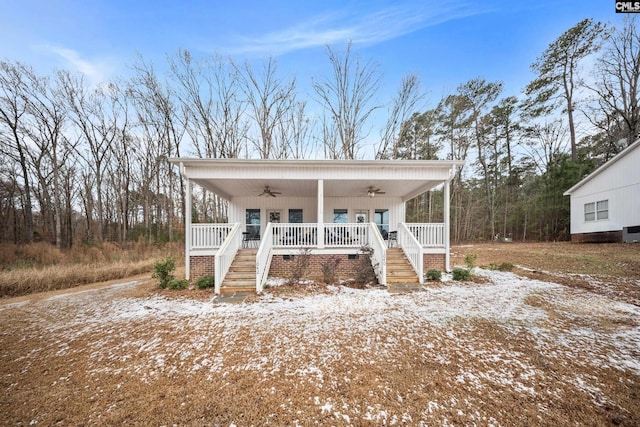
[375,209,389,239]
[245,209,260,238]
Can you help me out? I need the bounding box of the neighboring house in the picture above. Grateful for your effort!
[169,158,464,294]
[564,139,640,243]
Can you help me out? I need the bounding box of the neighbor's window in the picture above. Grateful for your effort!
[596,200,608,220]
[584,202,595,222]
[584,200,608,222]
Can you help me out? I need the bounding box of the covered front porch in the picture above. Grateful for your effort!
[170,158,464,294]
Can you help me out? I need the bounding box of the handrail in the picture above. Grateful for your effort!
[256,222,274,293]
[368,222,387,285]
[214,222,242,294]
[324,223,370,247]
[398,222,424,283]
[270,223,318,247]
[191,223,235,249]
[406,223,445,247]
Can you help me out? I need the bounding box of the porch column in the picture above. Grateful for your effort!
[444,178,451,272]
[185,177,192,280]
[317,179,324,248]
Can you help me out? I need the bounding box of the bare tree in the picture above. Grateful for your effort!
[0,61,35,242]
[21,69,71,247]
[587,16,640,151]
[169,50,247,159]
[313,43,381,159]
[376,73,425,159]
[520,119,569,175]
[59,72,123,242]
[458,78,503,239]
[237,56,297,159]
[130,57,186,240]
[275,100,314,159]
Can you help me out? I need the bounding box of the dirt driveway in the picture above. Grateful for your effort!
[1,243,639,425]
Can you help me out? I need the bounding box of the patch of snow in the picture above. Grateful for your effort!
[320,401,333,414]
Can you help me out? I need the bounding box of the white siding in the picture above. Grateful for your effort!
[230,197,317,231]
[569,145,640,234]
[323,197,404,230]
[229,196,406,235]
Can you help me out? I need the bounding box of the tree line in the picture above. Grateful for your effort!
[1,17,638,247]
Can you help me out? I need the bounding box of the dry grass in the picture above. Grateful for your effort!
[0,241,183,297]
[453,242,640,306]
[1,242,639,425]
[452,241,640,279]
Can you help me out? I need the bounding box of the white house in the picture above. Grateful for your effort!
[563,139,640,243]
[170,158,464,293]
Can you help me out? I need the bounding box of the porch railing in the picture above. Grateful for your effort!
[406,223,445,247]
[271,223,318,247]
[398,223,424,284]
[324,223,370,247]
[256,222,274,293]
[368,222,387,285]
[214,223,242,294]
[191,223,235,249]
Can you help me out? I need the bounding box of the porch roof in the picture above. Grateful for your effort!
[169,158,464,201]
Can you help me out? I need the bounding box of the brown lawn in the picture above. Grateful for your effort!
[1,242,639,426]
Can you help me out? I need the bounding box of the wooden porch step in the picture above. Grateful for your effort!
[219,285,256,294]
[220,249,257,293]
[385,248,419,283]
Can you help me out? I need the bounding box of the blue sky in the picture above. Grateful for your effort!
[0,0,624,141]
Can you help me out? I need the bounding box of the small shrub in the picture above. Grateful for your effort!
[426,269,442,281]
[452,267,471,281]
[153,256,176,289]
[321,256,342,284]
[464,253,478,268]
[486,262,514,272]
[289,248,311,284]
[167,278,189,290]
[195,274,215,289]
[355,246,378,284]
[497,262,514,271]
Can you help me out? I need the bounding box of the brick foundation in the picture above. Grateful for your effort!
[423,253,446,272]
[190,255,215,282]
[571,231,623,243]
[191,251,448,284]
[269,253,366,282]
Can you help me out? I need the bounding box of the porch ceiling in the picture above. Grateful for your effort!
[171,158,465,201]
[190,178,444,201]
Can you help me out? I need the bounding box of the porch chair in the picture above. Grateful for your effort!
[242,232,260,248]
[387,231,397,248]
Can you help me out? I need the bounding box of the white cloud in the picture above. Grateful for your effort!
[226,2,492,55]
[38,44,113,85]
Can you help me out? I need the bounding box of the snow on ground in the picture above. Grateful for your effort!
[3,269,640,425]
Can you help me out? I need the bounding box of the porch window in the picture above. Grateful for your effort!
[289,209,303,223]
[246,209,260,237]
[334,209,348,223]
[584,200,608,222]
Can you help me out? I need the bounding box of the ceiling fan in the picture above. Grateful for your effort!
[258,186,281,197]
[366,186,386,198]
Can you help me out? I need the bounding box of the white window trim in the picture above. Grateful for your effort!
[584,199,608,222]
